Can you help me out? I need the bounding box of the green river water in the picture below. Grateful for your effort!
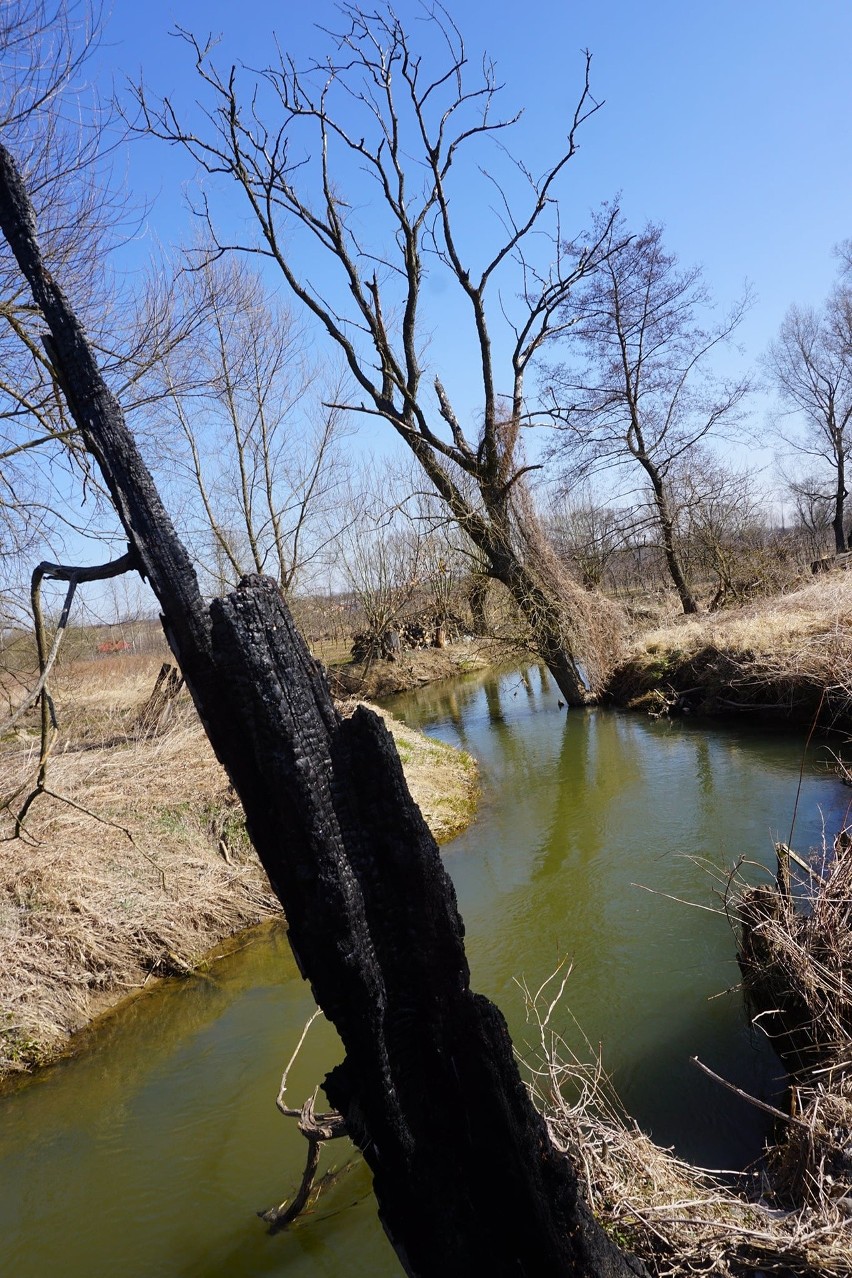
[1,664,849,1277]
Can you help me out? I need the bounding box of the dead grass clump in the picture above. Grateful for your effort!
[735,837,852,1223]
[766,1081,852,1214]
[738,839,852,1072]
[521,967,852,1278]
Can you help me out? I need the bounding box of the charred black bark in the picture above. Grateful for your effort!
[0,141,643,1278]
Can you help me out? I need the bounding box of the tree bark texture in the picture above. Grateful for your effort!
[0,141,642,1278]
[646,468,699,615]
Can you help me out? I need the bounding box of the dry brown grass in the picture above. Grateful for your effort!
[736,837,852,1220]
[0,655,479,1074]
[640,575,852,659]
[0,698,279,1072]
[609,574,852,723]
[521,965,852,1278]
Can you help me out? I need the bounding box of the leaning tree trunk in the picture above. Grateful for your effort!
[482,509,590,707]
[501,559,588,706]
[0,142,645,1278]
[408,442,591,706]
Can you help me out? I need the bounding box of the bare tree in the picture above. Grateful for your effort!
[0,0,111,609]
[0,1,214,621]
[156,256,350,596]
[669,455,770,607]
[132,5,627,704]
[766,294,852,554]
[785,470,835,560]
[545,213,751,614]
[341,487,424,658]
[546,487,628,590]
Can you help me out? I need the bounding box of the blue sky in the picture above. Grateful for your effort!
[99,0,852,369]
[15,0,851,615]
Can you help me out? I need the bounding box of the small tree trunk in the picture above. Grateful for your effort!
[833,467,846,554]
[648,471,699,615]
[467,574,489,634]
[137,662,184,734]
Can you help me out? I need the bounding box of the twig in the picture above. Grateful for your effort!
[260,1010,349,1232]
[37,789,168,890]
[690,1056,809,1128]
[631,883,726,915]
[787,687,827,848]
[276,1008,323,1116]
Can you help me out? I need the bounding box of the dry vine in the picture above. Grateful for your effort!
[258,1010,349,1232]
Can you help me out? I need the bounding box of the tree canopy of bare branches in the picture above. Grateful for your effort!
[0,2,219,625]
[154,256,350,596]
[545,213,751,614]
[766,290,852,555]
[131,3,625,702]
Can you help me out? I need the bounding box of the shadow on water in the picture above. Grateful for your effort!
[0,663,848,1276]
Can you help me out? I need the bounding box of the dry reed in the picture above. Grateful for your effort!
[736,833,852,1221]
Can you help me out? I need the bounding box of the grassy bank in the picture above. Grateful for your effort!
[325,640,493,698]
[607,574,852,728]
[0,655,478,1075]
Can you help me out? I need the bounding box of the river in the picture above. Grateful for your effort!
[1,665,848,1276]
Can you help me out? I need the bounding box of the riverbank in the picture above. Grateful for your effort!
[0,656,478,1074]
[607,573,852,729]
[325,639,494,698]
[533,833,852,1278]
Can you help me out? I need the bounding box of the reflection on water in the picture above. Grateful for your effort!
[1,666,847,1276]
[386,667,848,1165]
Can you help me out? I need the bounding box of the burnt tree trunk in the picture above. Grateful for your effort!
[0,142,643,1278]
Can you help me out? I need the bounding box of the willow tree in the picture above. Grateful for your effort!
[134,6,622,703]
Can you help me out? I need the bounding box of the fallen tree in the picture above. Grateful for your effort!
[0,141,644,1277]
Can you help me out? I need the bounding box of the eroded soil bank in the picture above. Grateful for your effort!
[605,574,852,730]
